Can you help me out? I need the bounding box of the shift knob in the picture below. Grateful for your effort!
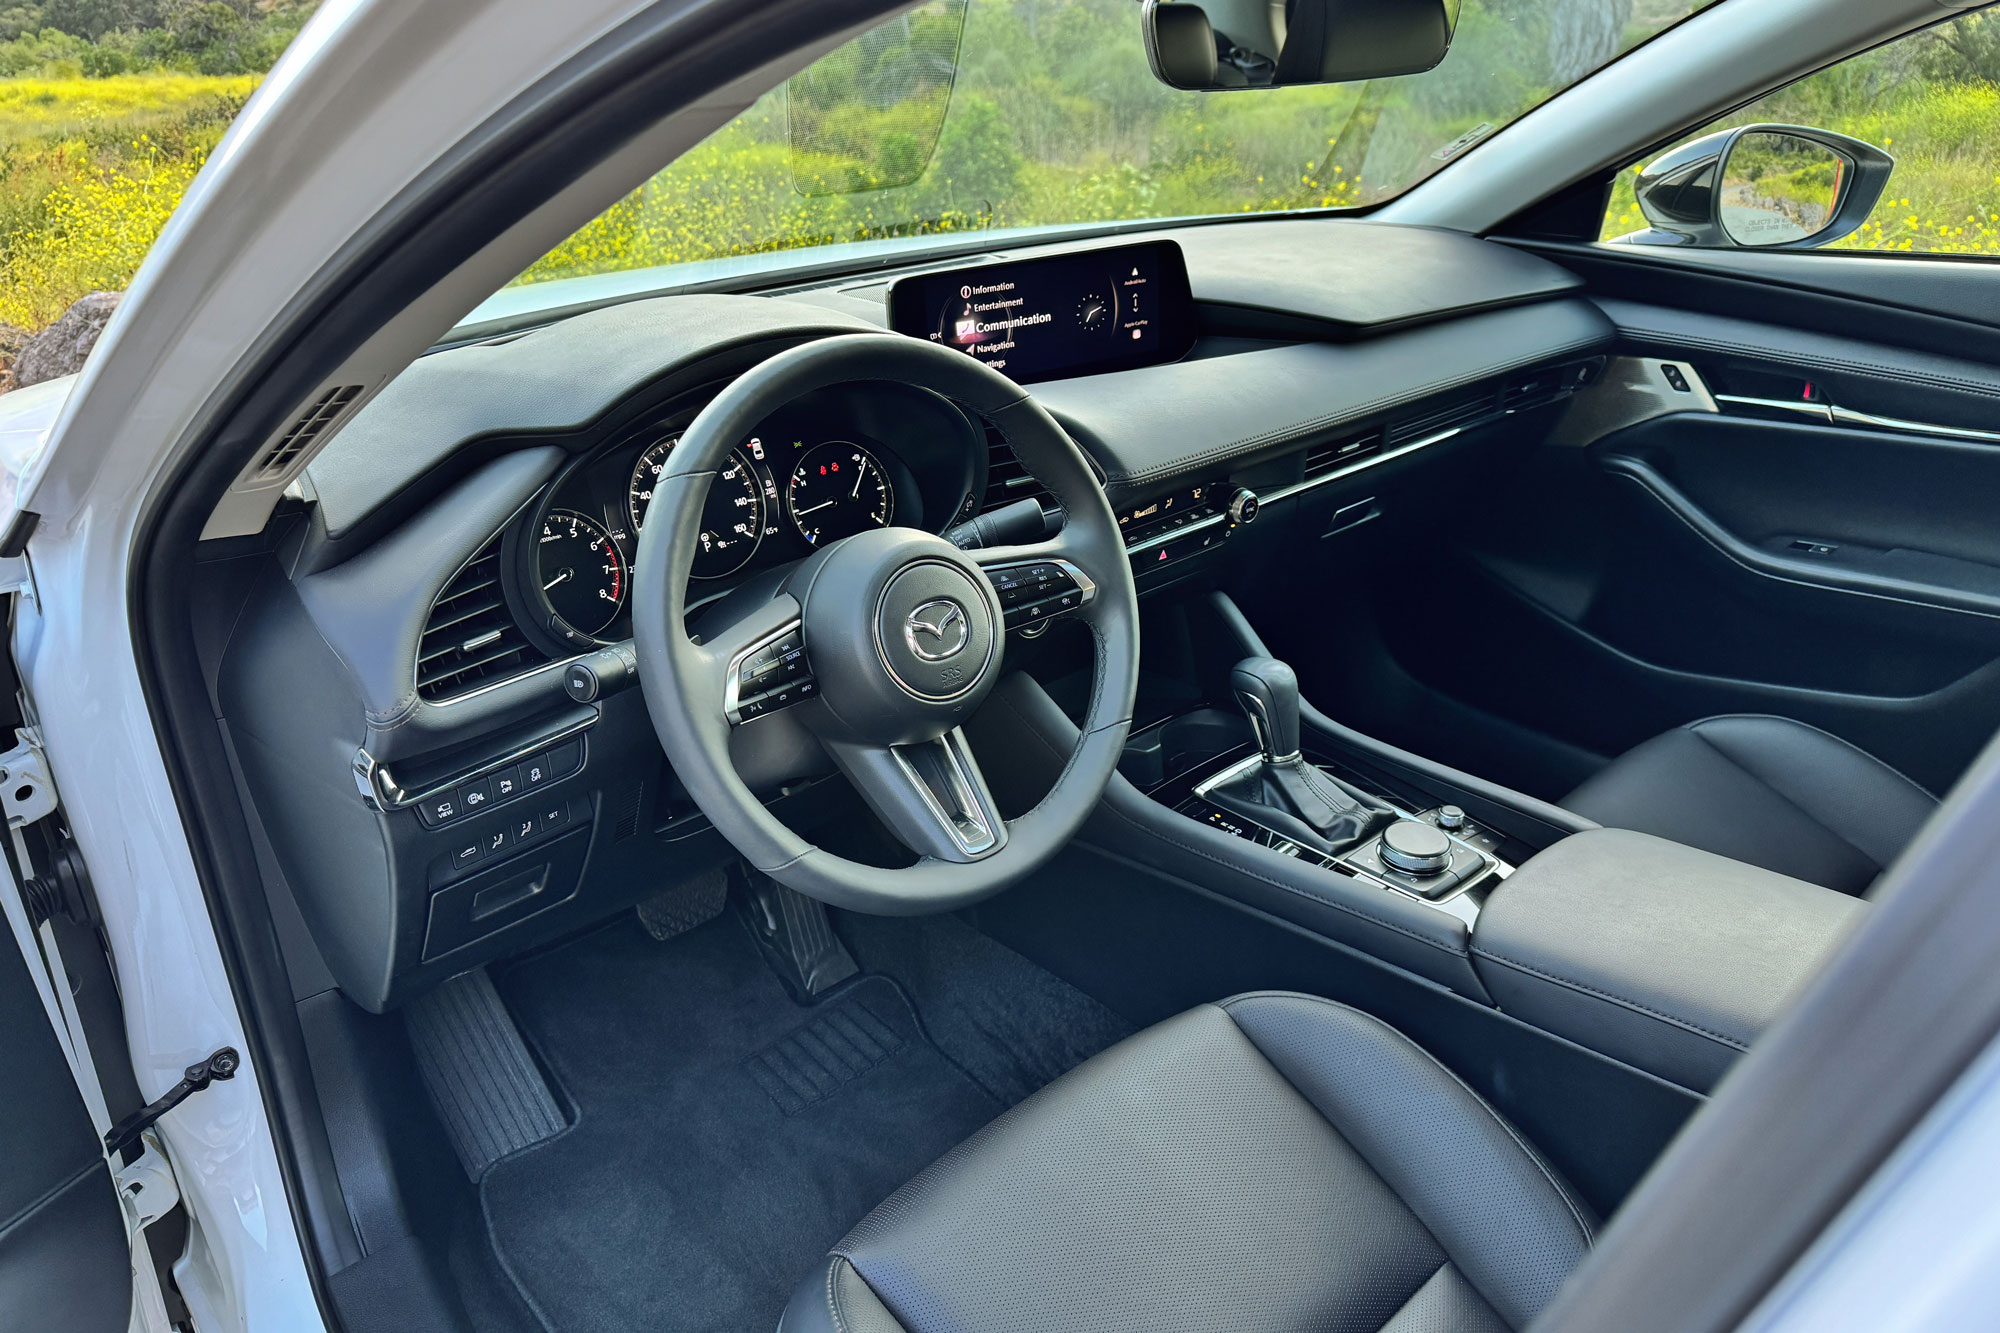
[1230,656,1301,761]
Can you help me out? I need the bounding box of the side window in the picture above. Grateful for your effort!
[1600,7,2000,255]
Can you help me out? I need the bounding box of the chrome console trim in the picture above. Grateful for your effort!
[353,712,596,812]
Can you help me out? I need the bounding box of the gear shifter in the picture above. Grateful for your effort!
[1208,656,1396,855]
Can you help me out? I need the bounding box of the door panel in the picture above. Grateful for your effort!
[1364,246,2000,801]
[0,928,130,1332]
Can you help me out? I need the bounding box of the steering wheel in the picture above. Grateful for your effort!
[631,334,1140,914]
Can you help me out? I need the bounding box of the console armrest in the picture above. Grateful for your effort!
[1470,829,1864,1092]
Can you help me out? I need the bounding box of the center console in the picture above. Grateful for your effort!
[1169,654,1511,928]
[1002,588,1869,1097]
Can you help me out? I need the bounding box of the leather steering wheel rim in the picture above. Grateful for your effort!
[632,333,1139,914]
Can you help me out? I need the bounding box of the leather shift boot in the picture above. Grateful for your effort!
[1208,757,1397,856]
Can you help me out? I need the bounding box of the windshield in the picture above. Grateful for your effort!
[515,0,1714,290]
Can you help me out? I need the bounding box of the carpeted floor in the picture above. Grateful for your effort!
[477,908,1128,1333]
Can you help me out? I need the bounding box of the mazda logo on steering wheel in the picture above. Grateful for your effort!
[903,598,969,661]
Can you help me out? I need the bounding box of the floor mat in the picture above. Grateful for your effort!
[480,915,1001,1333]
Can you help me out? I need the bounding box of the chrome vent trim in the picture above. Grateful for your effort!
[1304,431,1383,478]
[416,535,547,701]
[1385,391,1501,449]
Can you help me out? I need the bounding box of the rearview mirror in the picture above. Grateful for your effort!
[1615,123,1893,251]
[1142,0,1456,91]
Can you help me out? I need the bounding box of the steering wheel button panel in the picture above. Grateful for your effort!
[984,557,1095,631]
[724,622,820,725]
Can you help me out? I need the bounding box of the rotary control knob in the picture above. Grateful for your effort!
[1379,820,1453,876]
[1228,488,1260,526]
[1436,805,1466,832]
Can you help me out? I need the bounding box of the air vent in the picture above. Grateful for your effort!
[416,536,548,701]
[254,384,364,481]
[1384,390,1501,449]
[980,421,1054,514]
[1304,431,1382,479]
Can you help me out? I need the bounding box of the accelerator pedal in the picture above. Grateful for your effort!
[404,969,564,1181]
[737,872,859,1001]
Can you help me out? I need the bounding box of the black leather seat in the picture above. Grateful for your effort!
[1563,714,1936,896]
[779,992,1593,1333]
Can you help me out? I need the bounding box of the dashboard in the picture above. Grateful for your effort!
[225,217,1615,1010]
[504,381,984,654]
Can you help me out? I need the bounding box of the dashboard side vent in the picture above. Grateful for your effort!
[977,419,1105,515]
[416,536,547,702]
[980,421,1054,514]
[1383,390,1501,449]
[254,384,364,482]
[1304,431,1382,479]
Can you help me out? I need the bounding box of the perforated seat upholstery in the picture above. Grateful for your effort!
[1563,715,1936,895]
[779,992,1593,1333]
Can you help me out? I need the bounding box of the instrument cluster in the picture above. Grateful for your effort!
[507,382,984,651]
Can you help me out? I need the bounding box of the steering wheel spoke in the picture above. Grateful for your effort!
[823,729,1007,864]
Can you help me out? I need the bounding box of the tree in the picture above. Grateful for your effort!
[1917,10,2000,85]
[1543,0,1634,87]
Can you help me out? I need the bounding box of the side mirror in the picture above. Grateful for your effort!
[1614,123,1893,251]
[1142,0,1456,92]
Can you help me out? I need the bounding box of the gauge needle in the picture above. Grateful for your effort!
[794,500,835,516]
[850,470,865,500]
[544,568,574,591]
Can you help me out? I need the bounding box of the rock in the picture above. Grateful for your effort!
[10,292,122,391]
[0,323,28,394]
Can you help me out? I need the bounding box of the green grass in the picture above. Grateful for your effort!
[0,72,249,329]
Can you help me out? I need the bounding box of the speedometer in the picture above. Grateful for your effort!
[536,509,626,638]
[787,441,894,545]
[628,433,764,579]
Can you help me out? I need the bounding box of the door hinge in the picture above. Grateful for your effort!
[104,1048,239,1158]
[114,1130,182,1232]
[0,730,56,829]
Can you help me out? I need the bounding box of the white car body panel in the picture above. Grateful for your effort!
[7,0,672,1324]
[17,0,2000,1323]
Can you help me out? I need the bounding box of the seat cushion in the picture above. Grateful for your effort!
[779,993,1592,1333]
[1563,714,1936,895]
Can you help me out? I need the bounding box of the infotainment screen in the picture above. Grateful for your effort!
[886,240,1196,384]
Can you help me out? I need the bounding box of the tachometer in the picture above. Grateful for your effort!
[628,433,764,579]
[786,441,893,545]
[536,509,626,638]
